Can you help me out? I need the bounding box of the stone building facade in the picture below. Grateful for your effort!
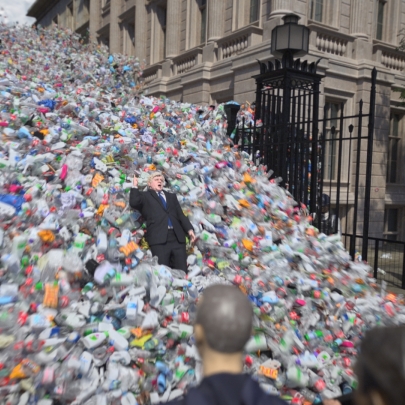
[28,0,405,242]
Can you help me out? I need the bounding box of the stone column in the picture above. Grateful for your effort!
[166,0,181,58]
[89,0,102,43]
[350,0,369,40]
[135,0,148,63]
[269,0,291,19]
[109,0,121,53]
[207,0,224,43]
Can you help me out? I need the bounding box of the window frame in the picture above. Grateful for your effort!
[157,4,167,59]
[249,0,260,24]
[121,21,136,57]
[309,0,324,23]
[324,100,343,181]
[383,207,400,241]
[374,0,387,41]
[199,0,207,45]
[67,2,74,30]
[84,0,90,14]
[386,112,402,184]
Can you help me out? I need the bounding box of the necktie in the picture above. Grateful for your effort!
[158,192,173,227]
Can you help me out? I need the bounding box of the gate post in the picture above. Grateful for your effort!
[361,68,377,261]
[252,14,323,212]
[310,79,320,213]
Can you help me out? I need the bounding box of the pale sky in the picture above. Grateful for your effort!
[0,0,36,25]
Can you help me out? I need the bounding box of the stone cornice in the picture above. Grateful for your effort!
[308,21,355,42]
[216,23,262,47]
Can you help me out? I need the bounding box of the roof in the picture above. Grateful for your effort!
[26,0,56,21]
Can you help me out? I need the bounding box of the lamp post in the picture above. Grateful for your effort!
[271,14,310,67]
[251,13,322,213]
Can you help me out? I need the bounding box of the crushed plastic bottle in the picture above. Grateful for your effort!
[0,22,404,405]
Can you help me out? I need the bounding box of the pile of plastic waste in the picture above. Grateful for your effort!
[0,23,404,405]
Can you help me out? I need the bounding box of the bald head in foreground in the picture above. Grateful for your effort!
[166,284,287,405]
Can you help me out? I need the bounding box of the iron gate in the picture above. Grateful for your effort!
[237,64,377,262]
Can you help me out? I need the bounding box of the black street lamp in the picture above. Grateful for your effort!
[271,14,310,67]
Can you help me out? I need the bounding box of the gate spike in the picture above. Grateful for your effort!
[267,61,274,71]
[275,59,281,70]
[257,60,266,74]
[314,58,323,73]
[301,60,308,72]
[294,58,301,70]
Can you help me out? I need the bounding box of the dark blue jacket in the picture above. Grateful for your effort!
[167,373,287,405]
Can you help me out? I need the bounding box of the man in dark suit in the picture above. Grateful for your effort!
[129,171,195,272]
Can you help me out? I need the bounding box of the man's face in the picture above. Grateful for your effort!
[149,175,164,191]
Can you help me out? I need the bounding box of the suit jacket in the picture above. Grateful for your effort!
[129,188,193,246]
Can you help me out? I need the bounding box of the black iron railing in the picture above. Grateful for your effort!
[343,234,405,289]
[236,67,377,263]
[226,56,405,290]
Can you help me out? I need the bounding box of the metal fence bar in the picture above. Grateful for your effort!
[350,100,363,258]
[402,243,405,289]
[310,80,320,212]
[362,68,377,261]
[374,239,379,279]
[249,64,379,272]
[334,103,345,234]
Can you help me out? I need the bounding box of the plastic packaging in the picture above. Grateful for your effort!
[0,22,403,405]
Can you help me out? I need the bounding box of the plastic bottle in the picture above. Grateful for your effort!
[81,332,108,350]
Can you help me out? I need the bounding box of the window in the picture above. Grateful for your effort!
[324,102,341,180]
[100,36,109,48]
[157,5,167,59]
[376,0,385,40]
[122,22,135,56]
[384,208,399,241]
[387,113,402,184]
[310,0,323,22]
[249,0,260,23]
[67,2,74,30]
[199,0,207,45]
[84,0,90,13]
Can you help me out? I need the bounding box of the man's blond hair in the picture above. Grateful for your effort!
[147,171,165,185]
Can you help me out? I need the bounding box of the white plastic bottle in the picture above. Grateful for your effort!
[12,234,28,258]
[96,229,108,254]
[108,328,129,351]
[126,301,138,320]
[81,332,108,349]
[110,273,134,287]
